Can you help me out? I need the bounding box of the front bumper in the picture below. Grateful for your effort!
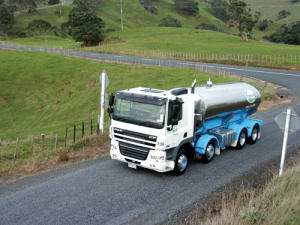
[110,140,174,173]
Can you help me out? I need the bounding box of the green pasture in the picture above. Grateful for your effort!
[105,28,300,56]
[0,50,232,140]
[244,0,300,24]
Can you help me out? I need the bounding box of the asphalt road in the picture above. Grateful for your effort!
[1,45,300,224]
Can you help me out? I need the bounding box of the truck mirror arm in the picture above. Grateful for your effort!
[167,119,178,131]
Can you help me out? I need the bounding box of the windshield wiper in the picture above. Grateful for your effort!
[136,121,160,128]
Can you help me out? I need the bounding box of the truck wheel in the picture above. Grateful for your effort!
[202,140,215,163]
[173,148,188,176]
[247,124,259,144]
[237,128,247,149]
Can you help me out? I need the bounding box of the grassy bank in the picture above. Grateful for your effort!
[199,156,300,225]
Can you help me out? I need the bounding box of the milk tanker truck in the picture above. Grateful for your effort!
[107,79,263,175]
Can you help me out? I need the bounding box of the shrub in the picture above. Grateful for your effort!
[194,23,226,33]
[265,21,300,45]
[48,0,60,5]
[158,16,182,27]
[6,26,27,38]
[258,19,273,31]
[139,0,158,14]
[277,10,291,19]
[57,147,71,161]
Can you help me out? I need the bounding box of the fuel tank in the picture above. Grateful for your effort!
[194,82,261,119]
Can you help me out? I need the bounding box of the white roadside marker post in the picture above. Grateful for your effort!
[279,109,291,176]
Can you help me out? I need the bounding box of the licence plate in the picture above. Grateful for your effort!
[128,163,137,169]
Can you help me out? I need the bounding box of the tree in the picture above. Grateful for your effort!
[26,19,52,36]
[73,0,103,12]
[227,0,258,41]
[8,0,37,13]
[208,0,230,22]
[277,10,291,20]
[291,0,299,3]
[0,0,5,5]
[7,26,27,38]
[139,0,158,14]
[0,6,14,26]
[48,0,60,5]
[258,19,273,31]
[158,15,182,27]
[64,11,105,46]
[265,21,300,45]
[173,0,199,14]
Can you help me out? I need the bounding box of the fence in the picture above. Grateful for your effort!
[0,115,108,163]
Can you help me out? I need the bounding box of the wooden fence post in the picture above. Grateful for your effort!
[14,137,19,162]
[31,135,34,155]
[41,134,45,151]
[65,128,68,147]
[91,118,93,135]
[0,138,2,147]
[74,125,76,143]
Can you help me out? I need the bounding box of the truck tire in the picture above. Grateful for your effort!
[237,128,247,149]
[247,124,259,144]
[202,140,215,163]
[173,148,188,176]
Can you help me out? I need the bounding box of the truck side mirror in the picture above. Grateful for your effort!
[171,119,178,126]
[107,108,113,114]
[172,105,179,118]
[167,105,179,131]
[109,94,115,107]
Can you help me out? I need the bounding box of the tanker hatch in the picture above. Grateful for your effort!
[206,78,213,88]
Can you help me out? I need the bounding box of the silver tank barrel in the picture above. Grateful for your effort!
[194,82,261,119]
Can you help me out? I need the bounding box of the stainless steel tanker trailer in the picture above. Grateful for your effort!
[107,79,263,175]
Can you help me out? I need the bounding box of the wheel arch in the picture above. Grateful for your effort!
[240,118,263,138]
[166,138,193,161]
[195,134,220,155]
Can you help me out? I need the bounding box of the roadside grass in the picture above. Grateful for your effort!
[198,156,300,225]
[0,50,239,176]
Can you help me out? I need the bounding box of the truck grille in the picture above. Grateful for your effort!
[119,142,150,160]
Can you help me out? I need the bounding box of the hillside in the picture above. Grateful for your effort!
[13,0,233,33]
[12,0,300,40]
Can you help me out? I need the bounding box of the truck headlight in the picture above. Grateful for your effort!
[150,155,165,160]
[111,144,117,150]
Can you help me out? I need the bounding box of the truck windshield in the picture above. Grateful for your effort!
[113,98,166,129]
